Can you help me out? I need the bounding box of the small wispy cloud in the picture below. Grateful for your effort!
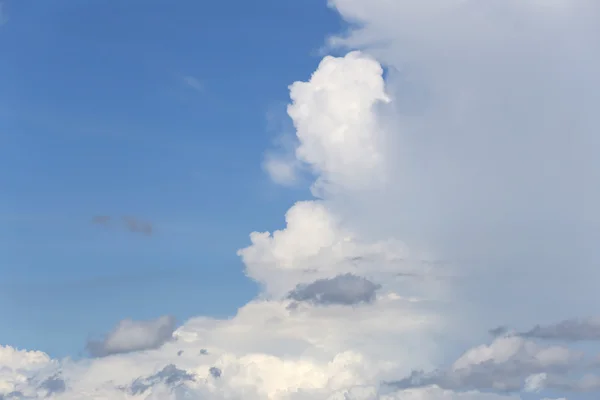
[182,75,203,92]
[0,2,8,26]
[92,215,153,236]
[92,215,111,225]
[122,216,153,235]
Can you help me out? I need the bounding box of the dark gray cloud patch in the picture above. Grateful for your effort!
[388,359,578,394]
[520,317,600,341]
[287,273,380,306]
[86,315,176,357]
[122,216,153,236]
[489,326,508,337]
[91,215,153,236]
[91,215,111,225]
[209,367,222,378]
[128,364,195,395]
[39,375,66,395]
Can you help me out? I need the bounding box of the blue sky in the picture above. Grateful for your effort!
[0,0,342,357]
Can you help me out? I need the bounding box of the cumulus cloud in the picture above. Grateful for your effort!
[284,51,389,197]
[86,315,176,357]
[3,0,600,399]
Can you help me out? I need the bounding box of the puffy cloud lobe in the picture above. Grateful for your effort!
[287,273,380,306]
[0,346,57,398]
[237,200,420,300]
[86,315,176,357]
[279,51,390,195]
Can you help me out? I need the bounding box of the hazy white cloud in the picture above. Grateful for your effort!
[262,154,299,186]
[322,0,600,339]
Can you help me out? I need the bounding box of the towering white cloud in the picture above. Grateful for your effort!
[287,52,390,196]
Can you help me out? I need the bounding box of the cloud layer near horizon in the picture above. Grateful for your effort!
[3,0,600,399]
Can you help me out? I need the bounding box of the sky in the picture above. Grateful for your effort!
[2,1,600,400]
[0,0,340,356]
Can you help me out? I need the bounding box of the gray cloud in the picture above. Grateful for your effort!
[287,273,380,306]
[91,215,153,236]
[209,367,222,379]
[128,364,195,395]
[541,373,600,393]
[86,315,176,357]
[389,361,568,394]
[489,326,509,337]
[91,215,111,225]
[38,375,66,395]
[122,216,153,236]
[387,335,583,394]
[519,318,600,342]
